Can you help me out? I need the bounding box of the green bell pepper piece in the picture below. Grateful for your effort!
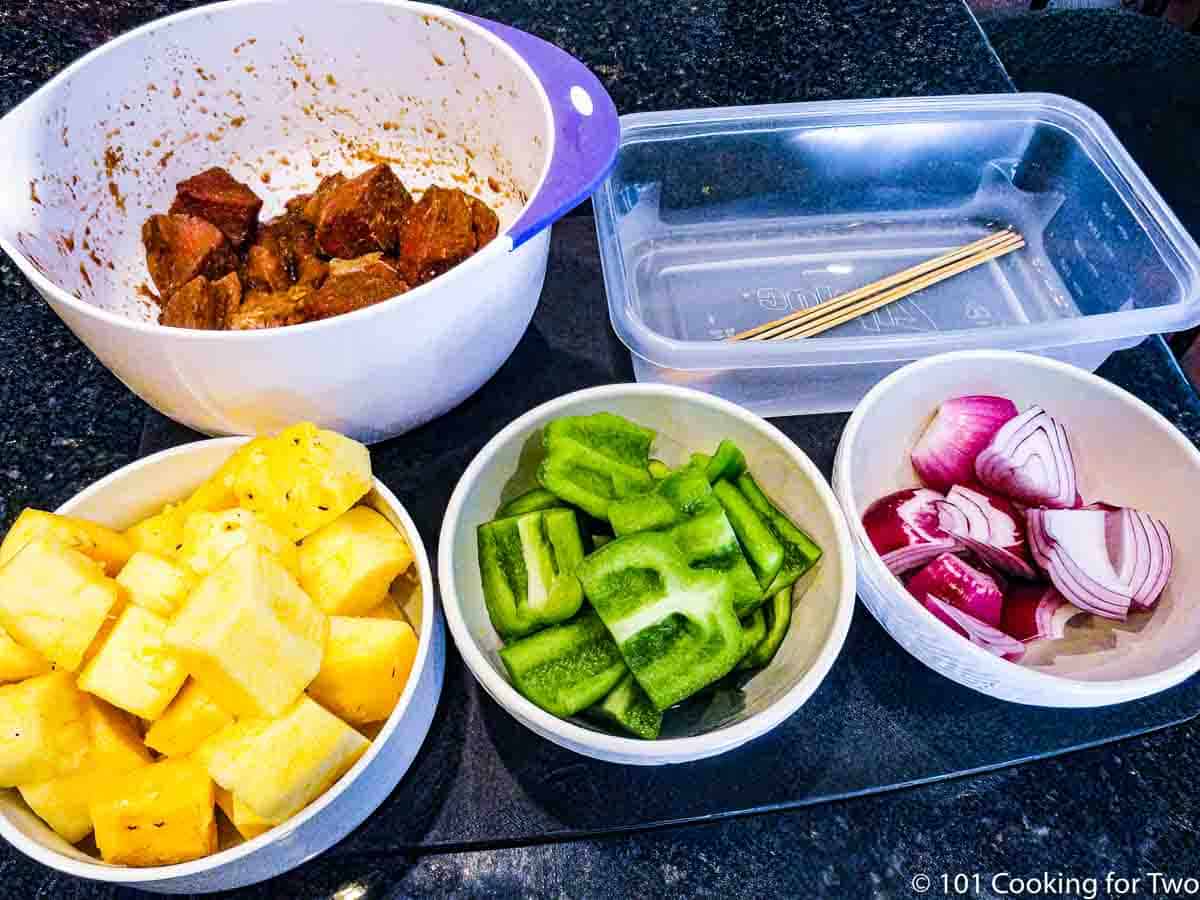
[499,611,628,717]
[609,466,763,615]
[704,439,747,484]
[736,607,768,670]
[713,479,784,589]
[738,587,793,670]
[537,413,655,520]
[648,459,671,480]
[477,508,586,640]
[585,673,662,740]
[577,531,745,711]
[733,473,823,596]
[496,487,564,517]
[608,465,711,536]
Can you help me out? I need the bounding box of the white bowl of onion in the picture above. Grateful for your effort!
[833,350,1200,707]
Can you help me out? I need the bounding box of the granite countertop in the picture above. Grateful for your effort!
[2,2,1197,898]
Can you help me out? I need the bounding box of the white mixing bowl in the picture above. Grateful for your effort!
[0,0,618,442]
[439,383,857,765]
[0,437,444,892]
[833,350,1200,707]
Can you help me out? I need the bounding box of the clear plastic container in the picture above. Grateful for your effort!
[593,94,1200,415]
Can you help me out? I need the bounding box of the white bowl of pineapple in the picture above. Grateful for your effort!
[0,424,443,892]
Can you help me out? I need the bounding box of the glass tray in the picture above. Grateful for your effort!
[139,216,1200,853]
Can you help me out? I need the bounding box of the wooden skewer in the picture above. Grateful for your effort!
[728,229,1023,343]
[764,234,1026,341]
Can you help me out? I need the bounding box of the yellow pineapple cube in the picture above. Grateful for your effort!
[179,437,271,516]
[308,617,417,724]
[199,696,368,821]
[19,698,152,843]
[79,606,188,720]
[0,624,49,683]
[298,507,413,616]
[0,508,132,575]
[116,551,196,618]
[124,503,188,560]
[0,539,120,672]
[0,672,89,786]
[231,423,372,542]
[394,573,423,633]
[90,757,216,866]
[214,786,276,840]
[165,545,326,718]
[144,680,234,757]
[364,595,406,622]
[177,508,298,577]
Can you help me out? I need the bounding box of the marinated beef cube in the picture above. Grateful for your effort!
[396,187,500,285]
[288,173,348,226]
[143,214,238,297]
[227,286,312,330]
[304,253,408,321]
[160,272,242,330]
[244,242,291,293]
[243,213,329,293]
[169,167,263,247]
[315,165,412,258]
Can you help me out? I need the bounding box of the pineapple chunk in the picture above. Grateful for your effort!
[230,423,372,541]
[0,539,120,672]
[364,595,406,622]
[178,508,298,577]
[0,624,49,683]
[0,508,132,575]
[308,617,417,724]
[79,606,188,720]
[214,786,276,840]
[199,696,368,822]
[19,698,152,842]
[298,506,413,616]
[165,545,326,718]
[124,503,188,560]
[144,680,234,757]
[0,672,89,786]
[116,551,195,618]
[90,758,216,866]
[179,437,271,516]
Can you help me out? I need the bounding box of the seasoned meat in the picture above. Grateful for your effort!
[169,167,263,247]
[143,162,499,330]
[396,186,500,285]
[304,253,408,321]
[244,242,291,293]
[242,212,329,293]
[143,213,238,297]
[315,164,412,258]
[288,173,348,226]
[228,286,311,330]
[160,272,242,330]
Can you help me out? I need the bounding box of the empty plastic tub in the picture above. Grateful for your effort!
[593,94,1200,416]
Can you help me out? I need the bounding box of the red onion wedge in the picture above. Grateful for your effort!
[975,407,1078,508]
[1109,507,1173,609]
[1001,583,1084,642]
[924,596,1026,662]
[1026,509,1132,620]
[911,395,1018,492]
[936,485,1036,578]
[906,552,1004,627]
[862,488,960,575]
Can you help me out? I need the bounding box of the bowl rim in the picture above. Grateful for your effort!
[0,0,552,341]
[438,382,858,762]
[0,436,438,883]
[833,348,1200,705]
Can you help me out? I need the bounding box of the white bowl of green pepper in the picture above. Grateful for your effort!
[439,384,857,765]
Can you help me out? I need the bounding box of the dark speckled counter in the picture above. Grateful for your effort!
[3,2,1199,898]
